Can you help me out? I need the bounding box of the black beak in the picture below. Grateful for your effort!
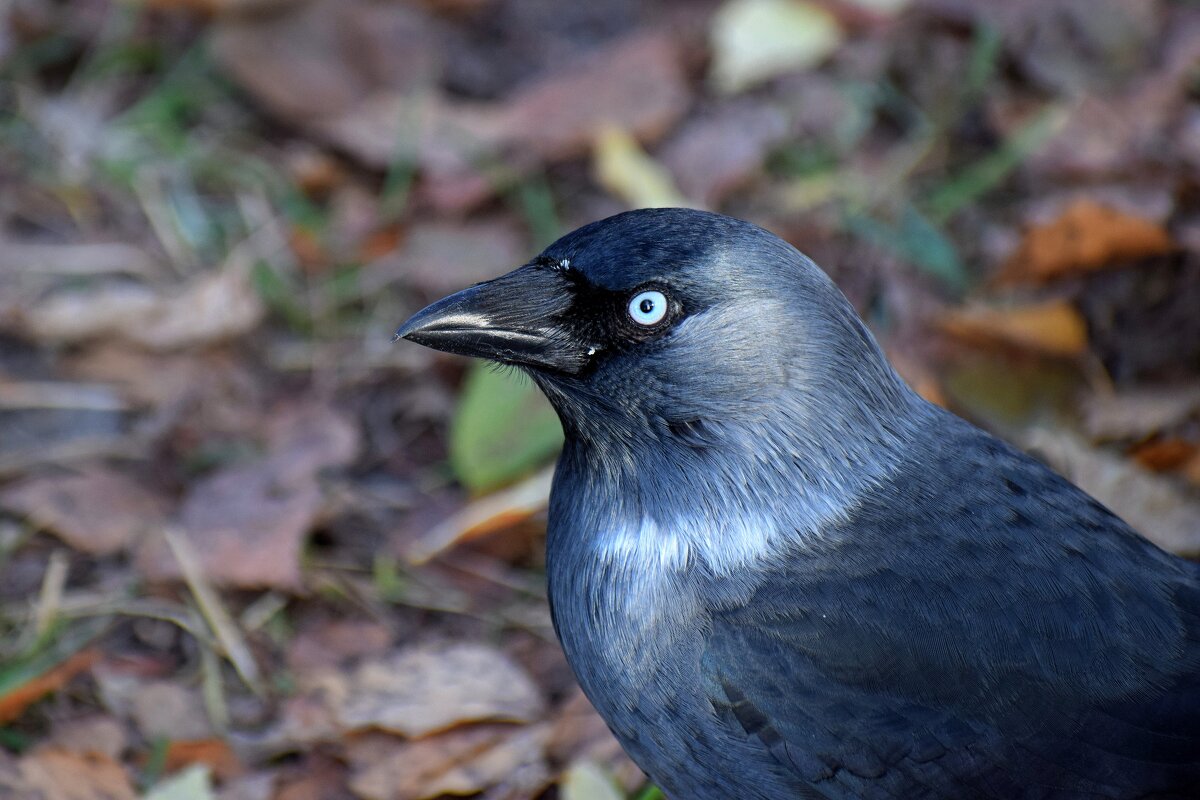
[396,263,589,375]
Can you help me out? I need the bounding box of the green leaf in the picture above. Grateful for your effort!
[631,785,666,800]
[923,107,1064,223]
[562,761,624,800]
[143,764,215,800]
[845,205,967,292]
[450,364,563,493]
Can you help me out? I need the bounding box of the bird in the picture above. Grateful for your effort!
[396,208,1200,799]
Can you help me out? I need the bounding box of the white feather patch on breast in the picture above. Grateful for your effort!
[593,509,799,575]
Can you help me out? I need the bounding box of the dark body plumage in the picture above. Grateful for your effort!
[399,209,1200,799]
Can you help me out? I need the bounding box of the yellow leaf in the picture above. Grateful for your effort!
[939,300,1088,357]
[593,127,689,209]
[709,0,843,94]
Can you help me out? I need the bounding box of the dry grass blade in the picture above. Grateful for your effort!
[165,527,265,696]
[407,465,554,565]
[0,381,132,412]
[0,436,149,480]
[33,550,69,642]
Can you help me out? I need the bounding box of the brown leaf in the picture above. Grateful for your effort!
[47,715,127,761]
[164,739,244,782]
[1025,428,1200,557]
[5,747,137,800]
[346,725,550,800]
[547,691,646,793]
[0,468,169,555]
[917,0,1160,93]
[500,31,689,162]
[310,93,505,192]
[336,642,546,737]
[1082,384,1200,441]
[1186,452,1200,489]
[19,266,265,350]
[210,0,438,121]
[1129,439,1198,473]
[406,466,552,566]
[286,619,393,673]
[938,300,1088,356]
[660,102,790,207]
[0,649,99,725]
[64,345,247,414]
[272,754,348,800]
[373,218,527,299]
[213,771,276,800]
[129,681,214,742]
[136,402,359,589]
[997,200,1173,284]
[136,466,322,590]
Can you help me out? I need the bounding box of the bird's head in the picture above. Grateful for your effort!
[399,208,930,567]
[398,208,918,470]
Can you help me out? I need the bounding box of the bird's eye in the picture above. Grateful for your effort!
[627,290,668,326]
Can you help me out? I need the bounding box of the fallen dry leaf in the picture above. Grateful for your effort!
[1081,383,1200,440]
[919,0,1161,93]
[1129,438,1197,473]
[1186,452,1200,488]
[63,345,246,414]
[593,126,690,210]
[1025,427,1200,557]
[939,300,1089,356]
[406,466,553,565]
[129,680,215,742]
[336,641,546,737]
[211,771,276,800]
[271,754,349,800]
[4,747,137,800]
[143,764,216,800]
[371,217,527,299]
[211,0,438,121]
[997,200,1174,284]
[137,402,359,589]
[0,468,169,555]
[660,102,790,207]
[0,649,99,725]
[20,265,265,351]
[547,690,645,792]
[164,740,244,782]
[709,0,843,94]
[286,618,393,673]
[561,760,624,800]
[47,715,127,761]
[310,93,505,204]
[346,725,550,800]
[499,31,689,162]
[137,466,322,590]
[0,240,156,278]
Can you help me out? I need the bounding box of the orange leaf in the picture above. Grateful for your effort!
[998,200,1173,284]
[939,300,1088,357]
[0,649,99,724]
[1131,439,1198,472]
[164,739,244,781]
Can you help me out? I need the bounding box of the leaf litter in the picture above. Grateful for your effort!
[1,0,1200,797]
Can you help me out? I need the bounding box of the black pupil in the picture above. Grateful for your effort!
[639,297,656,314]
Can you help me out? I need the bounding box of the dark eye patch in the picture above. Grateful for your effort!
[560,276,682,346]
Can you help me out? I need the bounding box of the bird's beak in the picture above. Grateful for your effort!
[395,264,589,374]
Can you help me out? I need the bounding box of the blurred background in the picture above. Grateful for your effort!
[1,0,1200,797]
